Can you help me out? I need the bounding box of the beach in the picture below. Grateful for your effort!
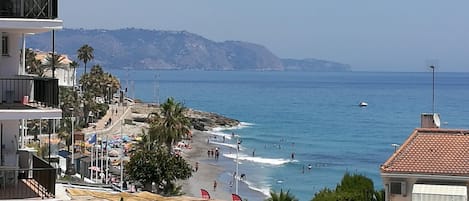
[79,102,255,201]
[179,130,233,201]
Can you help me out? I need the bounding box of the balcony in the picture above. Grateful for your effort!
[0,76,59,109]
[0,152,56,199]
[0,0,58,19]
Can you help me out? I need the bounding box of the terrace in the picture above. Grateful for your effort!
[0,76,59,110]
[0,0,58,19]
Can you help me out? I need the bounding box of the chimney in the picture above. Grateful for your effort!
[421,113,441,128]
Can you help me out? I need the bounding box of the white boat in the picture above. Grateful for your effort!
[359,102,368,107]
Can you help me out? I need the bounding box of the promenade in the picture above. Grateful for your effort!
[81,102,133,137]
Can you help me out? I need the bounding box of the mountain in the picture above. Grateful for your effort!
[26,28,351,71]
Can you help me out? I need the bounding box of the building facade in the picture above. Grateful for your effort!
[0,0,62,199]
[381,127,469,201]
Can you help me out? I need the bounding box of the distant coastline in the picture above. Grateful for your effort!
[27,28,351,72]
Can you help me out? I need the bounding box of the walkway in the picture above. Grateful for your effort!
[81,101,133,138]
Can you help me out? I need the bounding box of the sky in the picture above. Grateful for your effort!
[60,0,469,72]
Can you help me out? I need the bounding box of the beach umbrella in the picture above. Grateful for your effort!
[200,189,210,199]
[108,149,119,157]
[232,194,242,201]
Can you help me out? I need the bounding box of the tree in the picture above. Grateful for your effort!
[265,190,299,201]
[77,44,94,74]
[147,97,190,151]
[311,172,384,201]
[25,48,44,77]
[43,52,67,78]
[24,48,46,76]
[125,143,192,195]
[80,64,120,99]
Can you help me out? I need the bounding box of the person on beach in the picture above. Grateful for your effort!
[207,149,210,157]
[215,148,219,160]
[213,180,217,191]
[195,162,199,172]
[291,152,295,159]
[252,149,255,157]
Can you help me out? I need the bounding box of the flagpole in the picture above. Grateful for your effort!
[120,119,124,191]
[90,143,93,181]
[105,135,109,184]
[96,145,99,182]
[100,137,104,183]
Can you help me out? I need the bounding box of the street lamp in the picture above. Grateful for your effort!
[107,84,112,104]
[235,137,241,195]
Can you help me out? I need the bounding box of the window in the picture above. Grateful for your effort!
[2,35,8,56]
[390,182,402,194]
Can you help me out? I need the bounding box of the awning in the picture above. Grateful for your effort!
[412,184,467,201]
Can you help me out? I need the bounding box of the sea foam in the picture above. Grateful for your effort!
[223,153,291,166]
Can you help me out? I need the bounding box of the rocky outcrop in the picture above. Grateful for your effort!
[185,109,240,131]
[130,104,239,131]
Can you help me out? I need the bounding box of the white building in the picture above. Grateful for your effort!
[36,52,75,87]
[0,0,62,199]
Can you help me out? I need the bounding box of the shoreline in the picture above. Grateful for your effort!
[180,129,268,201]
[79,102,266,201]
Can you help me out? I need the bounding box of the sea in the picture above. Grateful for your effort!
[108,70,469,201]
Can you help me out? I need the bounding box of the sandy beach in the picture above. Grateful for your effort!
[80,102,241,201]
[179,130,233,201]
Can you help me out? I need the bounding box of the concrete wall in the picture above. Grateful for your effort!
[0,33,21,77]
[0,120,20,167]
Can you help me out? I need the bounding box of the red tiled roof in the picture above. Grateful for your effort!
[381,128,469,176]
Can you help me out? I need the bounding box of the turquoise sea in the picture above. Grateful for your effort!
[110,70,469,201]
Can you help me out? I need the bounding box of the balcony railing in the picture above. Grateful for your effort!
[0,153,56,199]
[0,0,58,19]
[0,77,59,108]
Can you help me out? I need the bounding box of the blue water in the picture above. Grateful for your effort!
[109,70,469,201]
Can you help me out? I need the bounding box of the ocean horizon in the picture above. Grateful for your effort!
[106,70,469,201]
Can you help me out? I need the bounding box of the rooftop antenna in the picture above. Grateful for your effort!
[425,59,438,114]
[430,65,435,114]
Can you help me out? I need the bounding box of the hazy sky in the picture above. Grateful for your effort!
[60,1,469,72]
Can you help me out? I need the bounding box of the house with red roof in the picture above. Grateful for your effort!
[380,114,469,201]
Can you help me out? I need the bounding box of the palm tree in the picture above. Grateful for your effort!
[44,52,66,78]
[24,48,45,76]
[147,97,190,151]
[265,190,298,201]
[77,44,94,74]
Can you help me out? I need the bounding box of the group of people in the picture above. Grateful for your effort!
[207,147,220,160]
